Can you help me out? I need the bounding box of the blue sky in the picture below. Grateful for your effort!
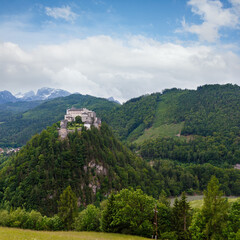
[0,0,240,101]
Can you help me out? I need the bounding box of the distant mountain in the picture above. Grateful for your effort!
[15,90,35,100]
[0,87,71,104]
[0,84,240,153]
[0,90,17,104]
[0,94,119,147]
[107,97,121,105]
[15,87,71,101]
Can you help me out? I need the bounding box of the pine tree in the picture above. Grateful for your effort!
[58,185,78,230]
[172,192,191,240]
[202,176,229,240]
[159,189,170,207]
[101,193,115,232]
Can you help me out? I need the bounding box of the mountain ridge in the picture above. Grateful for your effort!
[0,84,239,149]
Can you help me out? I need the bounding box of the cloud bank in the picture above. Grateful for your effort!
[0,36,239,102]
[181,0,240,42]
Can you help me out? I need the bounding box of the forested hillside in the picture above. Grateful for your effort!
[177,84,240,136]
[0,84,239,168]
[104,93,161,142]
[0,122,239,217]
[0,123,153,215]
[0,84,239,148]
[0,94,118,147]
[136,84,240,167]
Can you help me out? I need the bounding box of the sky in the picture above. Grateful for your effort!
[0,0,240,102]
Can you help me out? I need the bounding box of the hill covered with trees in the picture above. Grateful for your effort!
[1,84,239,148]
[106,84,240,142]
[0,122,240,217]
[0,94,119,147]
[0,123,153,215]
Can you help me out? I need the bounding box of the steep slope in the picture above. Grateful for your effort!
[0,123,239,217]
[0,100,43,114]
[34,87,71,100]
[177,84,240,136]
[0,91,17,104]
[109,84,240,143]
[132,89,188,144]
[0,84,239,148]
[137,84,240,166]
[15,87,71,101]
[0,94,119,147]
[104,93,162,142]
[0,123,155,215]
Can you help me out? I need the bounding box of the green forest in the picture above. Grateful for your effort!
[0,84,240,239]
[0,94,118,147]
[1,84,239,149]
[0,178,240,239]
[1,122,240,216]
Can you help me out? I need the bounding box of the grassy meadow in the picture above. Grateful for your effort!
[0,227,148,240]
[169,195,240,208]
[189,196,240,209]
[133,91,187,144]
[134,122,184,144]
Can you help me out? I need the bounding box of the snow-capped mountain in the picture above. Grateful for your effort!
[15,91,35,100]
[35,87,71,100]
[15,88,71,101]
[0,91,17,104]
[0,88,72,104]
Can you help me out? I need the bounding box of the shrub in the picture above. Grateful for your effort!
[74,204,100,231]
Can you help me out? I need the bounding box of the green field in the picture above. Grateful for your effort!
[0,227,148,240]
[170,195,240,208]
[133,91,186,144]
[189,196,240,209]
[134,122,184,144]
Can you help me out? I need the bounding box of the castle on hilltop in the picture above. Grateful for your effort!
[59,107,101,139]
[64,107,101,129]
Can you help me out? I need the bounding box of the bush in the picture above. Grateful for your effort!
[0,210,10,226]
[0,208,63,231]
[9,208,28,228]
[101,189,155,237]
[74,204,101,231]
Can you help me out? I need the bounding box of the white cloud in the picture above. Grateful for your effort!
[0,36,239,102]
[180,0,240,42]
[45,6,77,22]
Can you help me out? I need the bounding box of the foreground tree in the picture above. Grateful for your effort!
[101,193,115,233]
[101,189,155,237]
[74,204,100,231]
[223,200,240,239]
[58,186,78,230]
[203,176,229,239]
[172,192,191,240]
[190,176,229,240]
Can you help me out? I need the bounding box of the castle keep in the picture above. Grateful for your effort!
[64,107,101,129]
[59,107,101,139]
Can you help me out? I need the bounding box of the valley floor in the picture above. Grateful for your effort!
[169,195,240,208]
[0,227,148,240]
